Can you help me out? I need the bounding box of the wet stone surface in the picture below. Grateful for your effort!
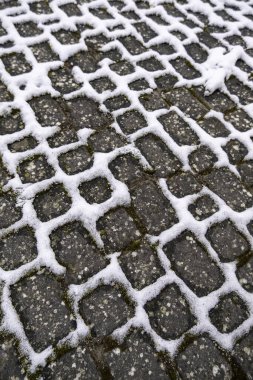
[188,195,219,221]
[0,335,25,379]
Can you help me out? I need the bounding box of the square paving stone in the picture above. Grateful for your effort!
[199,117,230,138]
[29,95,68,128]
[223,139,248,165]
[11,270,74,352]
[67,96,112,130]
[50,221,107,284]
[176,336,233,380]
[0,158,12,188]
[158,111,199,146]
[194,87,235,113]
[17,155,55,184]
[135,133,182,177]
[0,193,22,228]
[225,76,253,105]
[58,145,93,175]
[52,29,81,44]
[206,219,250,262]
[119,35,146,55]
[134,21,157,42]
[29,0,52,14]
[42,344,101,379]
[8,135,38,152]
[97,207,141,252]
[68,50,101,73]
[31,41,59,62]
[0,226,37,270]
[188,195,219,221]
[117,109,147,135]
[236,255,253,293]
[129,77,149,91]
[15,21,43,37]
[33,183,72,222]
[119,239,165,290]
[109,60,135,76]
[109,153,146,185]
[1,53,32,76]
[149,13,168,25]
[233,330,253,379]
[88,127,126,153]
[189,145,217,174]
[90,76,116,93]
[139,90,168,111]
[209,292,249,333]
[137,57,164,71]
[151,42,175,55]
[202,167,253,212]
[170,57,201,79]
[0,80,13,101]
[145,283,196,339]
[90,7,113,19]
[48,126,78,148]
[79,283,133,337]
[224,109,253,132]
[131,180,178,235]
[105,330,170,379]
[165,88,208,120]
[104,95,131,111]
[0,336,24,380]
[0,110,24,135]
[79,177,112,204]
[49,66,81,94]
[167,172,202,197]
[155,73,178,91]
[59,2,82,16]
[184,42,208,63]
[238,160,253,188]
[163,231,224,297]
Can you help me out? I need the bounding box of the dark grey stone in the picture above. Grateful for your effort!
[233,330,253,379]
[223,139,248,164]
[236,255,253,293]
[15,21,43,37]
[31,41,59,62]
[238,160,253,188]
[90,76,116,93]
[119,35,146,55]
[167,172,202,197]
[134,21,157,42]
[0,336,25,379]
[0,110,24,135]
[224,109,253,132]
[58,145,93,175]
[189,145,217,173]
[52,29,81,45]
[1,53,31,76]
[49,66,81,94]
[79,177,112,204]
[170,58,201,79]
[199,117,230,138]
[88,127,126,152]
[137,57,164,71]
[0,193,22,229]
[117,109,147,134]
[188,195,219,221]
[8,135,38,152]
[17,155,55,183]
[139,90,168,111]
[104,94,131,111]
[109,153,145,185]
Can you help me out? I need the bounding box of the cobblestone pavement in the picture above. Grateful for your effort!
[0,0,253,379]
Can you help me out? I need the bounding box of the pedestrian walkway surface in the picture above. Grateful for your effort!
[0,0,253,378]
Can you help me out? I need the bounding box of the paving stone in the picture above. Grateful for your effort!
[48,126,78,148]
[189,145,217,174]
[137,56,164,71]
[90,76,116,93]
[223,139,248,164]
[8,135,38,152]
[117,109,147,135]
[209,292,249,333]
[155,73,178,91]
[119,239,165,290]
[236,59,253,75]
[236,255,253,293]
[134,21,157,42]
[139,90,168,111]
[194,87,235,113]
[1,52,31,76]
[176,336,233,380]
[0,80,13,101]
[0,336,25,379]
[90,7,113,19]
[110,60,135,76]
[0,158,12,188]
[129,77,150,91]
[88,127,126,152]
[52,28,81,44]
[29,0,52,14]
[67,96,112,129]
[164,3,184,17]
[135,133,182,177]
[184,42,208,63]
[119,35,146,55]
[33,183,72,222]
[164,231,224,296]
[109,153,146,185]
[167,172,202,197]
[224,109,253,132]
[146,283,195,339]
[42,344,101,379]
[98,207,141,252]
[170,30,187,41]
[0,110,22,135]
[58,145,93,175]
[233,330,253,379]
[170,57,201,79]
[79,283,133,337]
[151,42,175,55]
[149,13,168,25]
[105,330,170,379]
[225,76,253,105]
[104,94,131,111]
[59,2,82,16]
[29,95,68,128]
[85,34,110,50]
[51,221,107,284]
[68,50,101,73]
[197,31,221,48]
[31,41,59,62]
[199,117,230,138]
[206,219,250,262]
[49,66,81,94]
[121,10,139,20]
[11,270,73,352]
[79,177,112,204]
[159,111,199,146]
[131,180,178,235]
[17,155,55,184]
[0,193,22,229]
[202,167,253,212]
[188,195,219,221]
[15,21,43,37]
[238,160,253,188]
[166,88,208,120]
[226,35,246,48]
